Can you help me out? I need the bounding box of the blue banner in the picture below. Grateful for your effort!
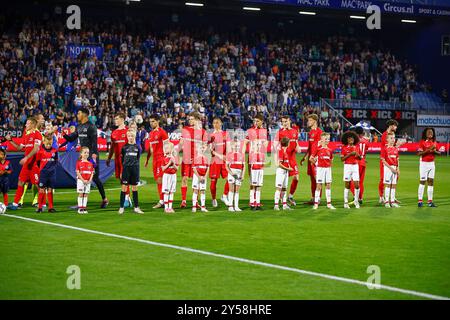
[244,0,450,17]
[65,44,104,59]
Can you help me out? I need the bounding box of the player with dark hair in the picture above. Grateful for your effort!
[275,115,300,206]
[63,107,109,208]
[379,119,398,204]
[300,114,322,204]
[245,113,268,209]
[145,113,169,208]
[35,135,58,213]
[0,149,12,205]
[208,117,230,207]
[350,126,369,204]
[341,130,361,209]
[381,132,400,208]
[417,127,439,207]
[274,137,293,211]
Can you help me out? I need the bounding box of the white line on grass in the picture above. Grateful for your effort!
[1,213,449,300]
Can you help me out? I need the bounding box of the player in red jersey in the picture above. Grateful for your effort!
[341,131,361,209]
[76,147,95,214]
[274,137,293,211]
[226,138,246,212]
[161,142,179,214]
[208,117,230,208]
[145,114,169,209]
[300,114,322,204]
[6,117,43,210]
[244,113,268,209]
[350,127,369,204]
[106,113,130,205]
[310,132,336,210]
[275,115,301,206]
[381,132,400,208]
[176,112,207,208]
[192,143,210,213]
[417,127,440,207]
[0,149,12,205]
[378,119,398,203]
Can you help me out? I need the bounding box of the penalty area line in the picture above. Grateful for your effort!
[1,213,449,300]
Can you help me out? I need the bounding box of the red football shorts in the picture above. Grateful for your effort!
[153,157,164,180]
[209,162,228,179]
[19,164,39,185]
[181,162,194,178]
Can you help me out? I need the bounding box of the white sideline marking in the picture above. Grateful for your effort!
[1,214,449,300]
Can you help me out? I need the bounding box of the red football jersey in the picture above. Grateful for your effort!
[111,127,128,156]
[308,127,322,156]
[226,151,245,169]
[21,129,43,167]
[148,127,169,159]
[162,155,178,174]
[357,136,369,167]
[208,130,229,161]
[246,126,268,142]
[314,146,333,168]
[381,145,399,166]
[278,148,291,168]
[76,160,94,180]
[418,139,436,162]
[276,127,299,158]
[181,126,207,162]
[193,154,209,176]
[35,147,58,171]
[0,160,12,174]
[341,145,359,164]
[249,152,265,170]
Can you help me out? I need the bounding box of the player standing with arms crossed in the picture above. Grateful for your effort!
[310,132,336,210]
[275,116,301,206]
[106,113,130,206]
[145,114,169,209]
[119,130,144,215]
[274,137,293,211]
[76,147,94,214]
[226,138,245,212]
[341,131,361,209]
[208,117,230,207]
[417,127,439,207]
[381,132,400,208]
[6,117,42,210]
[244,114,268,210]
[300,114,322,205]
[176,112,207,208]
[161,143,178,214]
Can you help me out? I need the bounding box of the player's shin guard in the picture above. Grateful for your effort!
[391,188,396,204]
[19,183,28,205]
[164,193,169,209]
[192,192,198,208]
[250,189,255,206]
[289,179,298,198]
[200,193,206,208]
[384,187,391,204]
[133,191,139,208]
[256,189,261,206]
[314,190,320,205]
[38,192,46,209]
[181,186,187,202]
[120,191,126,208]
[378,180,384,198]
[427,186,434,203]
[169,193,174,209]
[228,192,235,207]
[310,175,316,198]
[282,191,287,207]
[210,179,217,200]
[418,184,425,202]
[234,192,239,208]
[14,185,25,205]
[77,197,83,209]
[82,195,88,209]
[157,183,163,203]
[274,190,280,205]
[47,191,54,209]
[223,181,229,198]
[344,188,349,204]
[3,193,8,205]
[325,188,331,205]
[354,188,360,203]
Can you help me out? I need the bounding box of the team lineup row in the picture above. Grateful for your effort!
[0,109,440,214]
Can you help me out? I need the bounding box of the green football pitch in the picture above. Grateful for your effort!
[0,153,449,300]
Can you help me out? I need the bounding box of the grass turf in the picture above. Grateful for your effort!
[0,153,449,299]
